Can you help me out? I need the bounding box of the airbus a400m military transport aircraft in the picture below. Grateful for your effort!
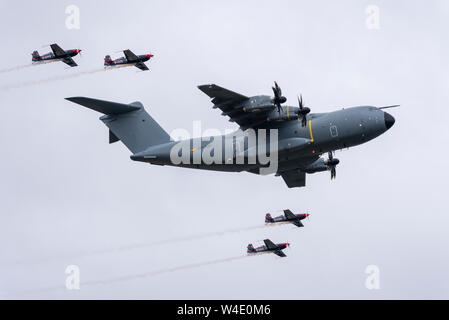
[66,82,396,188]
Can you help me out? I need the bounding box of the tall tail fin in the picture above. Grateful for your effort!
[104,55,114,66]
[65,97,171,153]
[265,213,274,223]
[247,244,255,253]
[31,51,41,61]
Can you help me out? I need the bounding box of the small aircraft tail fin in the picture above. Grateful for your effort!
[265,213,274,223]
[32,51,41,61]
[104,55,114,66]
[65,97,171,154]
[247,244,256,253]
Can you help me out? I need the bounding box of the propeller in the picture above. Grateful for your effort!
[305,211,310,221]
[297,94,311,127]
[272,81,287,113]
[325,152,339,180]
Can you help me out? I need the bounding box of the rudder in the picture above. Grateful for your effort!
[104,55,113,66]
[32,51,41,61]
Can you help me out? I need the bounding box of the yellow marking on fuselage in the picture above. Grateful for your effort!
[309,119,314,142]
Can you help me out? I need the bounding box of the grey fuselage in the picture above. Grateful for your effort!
[130,106,395,175]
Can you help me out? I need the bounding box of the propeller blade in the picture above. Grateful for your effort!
[331,167,336,180]
[296,94,310,126]
[272,81,287,114]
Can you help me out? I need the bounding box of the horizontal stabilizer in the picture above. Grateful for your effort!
[65,97,141,115]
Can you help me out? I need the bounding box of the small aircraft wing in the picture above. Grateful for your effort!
[134,62,149,71]
[62,57,78,67]
[291,220,304,228]
[283,209,297,220]
[273,250,287,257]
[263,239,278,251]
[123,49,139,62]
[281,170,306,188]
[50,43,67,57]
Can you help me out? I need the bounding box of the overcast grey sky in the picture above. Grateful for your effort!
[0,0,448,299]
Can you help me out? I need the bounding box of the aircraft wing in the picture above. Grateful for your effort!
[198,84,283,129]
[124,49,139,62]
[62,57,78,67]
[273,250,286,257]
[291,220,304,228]
[263,239,278,250]
[134,62,149,71]
[50,43,67,57]
[281,170,306,188]
[199,84,272,129]
[283,209,297,220]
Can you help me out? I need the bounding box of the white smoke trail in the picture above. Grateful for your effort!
[84,255,251,287]
[0,64,35,73]
[4,225,269,267]
[11,255,252,297]
[0,68,112,91]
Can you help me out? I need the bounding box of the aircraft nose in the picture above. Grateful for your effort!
[384,111,395,129]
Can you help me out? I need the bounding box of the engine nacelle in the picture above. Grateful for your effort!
[240,95,274,112]
[266,106,300,122]
[302,158,329,173]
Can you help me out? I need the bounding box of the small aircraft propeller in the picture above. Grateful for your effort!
[325,152,339,180]
[305,212,310,221]
[297,94,311,127]
[272,81,287,113]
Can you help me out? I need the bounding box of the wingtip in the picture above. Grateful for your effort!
[65,97,94,106]
[65,96,83,102]
[197,84,215,89]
